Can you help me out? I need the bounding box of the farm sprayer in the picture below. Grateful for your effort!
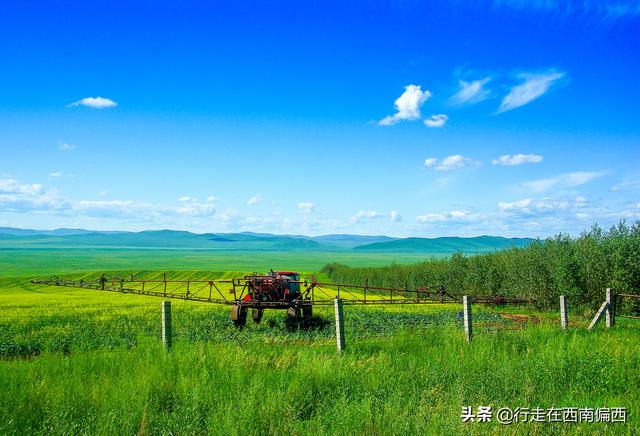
[31,271,535,326]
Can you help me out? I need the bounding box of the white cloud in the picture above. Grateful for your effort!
[173,196,217,217]
[298,202,315,214]
[73,200,142,219]
[424,158,438,167]
[0,177,44,195]
[58,141,76,151]
[610,176,640,192]
[498,198,533,212]
[49,172,63,178]
[351,210,382,223]
[247,194,262,206]
[575,196,587,207]
[176,201,216,217]
[214,208,242,223]
[416,210,471,223]
[499,197,572,215]
[0,177,68,212]
[423,114,449,128]
[523,171,604,193]
[498,71,565,113]
[390,210,402,222]
[492,153,543,166]
[449,78,491,105]
[379,84,431,126]
[68,96,118,109]
[424,155,473,171]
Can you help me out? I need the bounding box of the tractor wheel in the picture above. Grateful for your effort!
[302,303,312,320]
[252,308,264,324]
[231,304,247,327]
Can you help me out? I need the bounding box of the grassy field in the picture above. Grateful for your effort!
[0,249,639,434]
[0,247,434,277]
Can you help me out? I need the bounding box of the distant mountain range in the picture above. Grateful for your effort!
[0,227,126,237]
[352,235,532,252]
[0,227,534,253]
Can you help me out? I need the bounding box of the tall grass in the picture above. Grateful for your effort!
[323,221,640,310]
[0,322,637,434]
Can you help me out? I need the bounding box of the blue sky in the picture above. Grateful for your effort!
[0,0,639,237]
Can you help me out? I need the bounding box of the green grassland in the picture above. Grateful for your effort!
[0,248,639,434]
[0,248,434,277]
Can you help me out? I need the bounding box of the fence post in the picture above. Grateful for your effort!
[560,295,568,330]
[334,298,345,352]
[163,272,167,296]
[364,278,368,303]
[463,295,472,342]
[606,288,615,328]
[588,301,609,331]
[162,300,172,350]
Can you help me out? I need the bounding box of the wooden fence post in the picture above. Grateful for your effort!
[463,295,472,342]
[588,300,609,331]
[560,295,568,330]
[364,278,368,303]
[162,300,172,350]
[606,288,615,328]
[163,272,167,296]
[334,298,345,352]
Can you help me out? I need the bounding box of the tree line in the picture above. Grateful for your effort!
[322,221,640,310]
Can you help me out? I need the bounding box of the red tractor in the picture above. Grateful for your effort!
[230,270,314,327]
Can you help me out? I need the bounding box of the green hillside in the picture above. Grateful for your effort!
[0,227,532,253]
[0,230,323,251]
[353,235,533,253]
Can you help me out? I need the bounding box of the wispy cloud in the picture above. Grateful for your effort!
[449,78,491,105]
[424,114,449,128]
[416,210,472,223]
[351,210,383,223]
[49,171,63,178]
[390,210,402,222]
[247,194,262,205]
[494,0,640,20]
[498,197,589,218]
[522,171,604,193]
[298,202,316,214]
[424,155,474,171]
[175,196,217,217]
[68,96,117,109]
[492,153,543,166]
[498,70,566,113]
[379,85,431,126]
[611,175,640,192]
[58,141,76,151]
[604,2,640,19]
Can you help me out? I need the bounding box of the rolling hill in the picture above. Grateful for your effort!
[0,227,533,253]
[352,235,534,253]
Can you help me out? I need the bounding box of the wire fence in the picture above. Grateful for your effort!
[0,301,496,358]
[2,289,635,359]
[616,293,640,319]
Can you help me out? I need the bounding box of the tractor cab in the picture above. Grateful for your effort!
[276,271,301,298]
